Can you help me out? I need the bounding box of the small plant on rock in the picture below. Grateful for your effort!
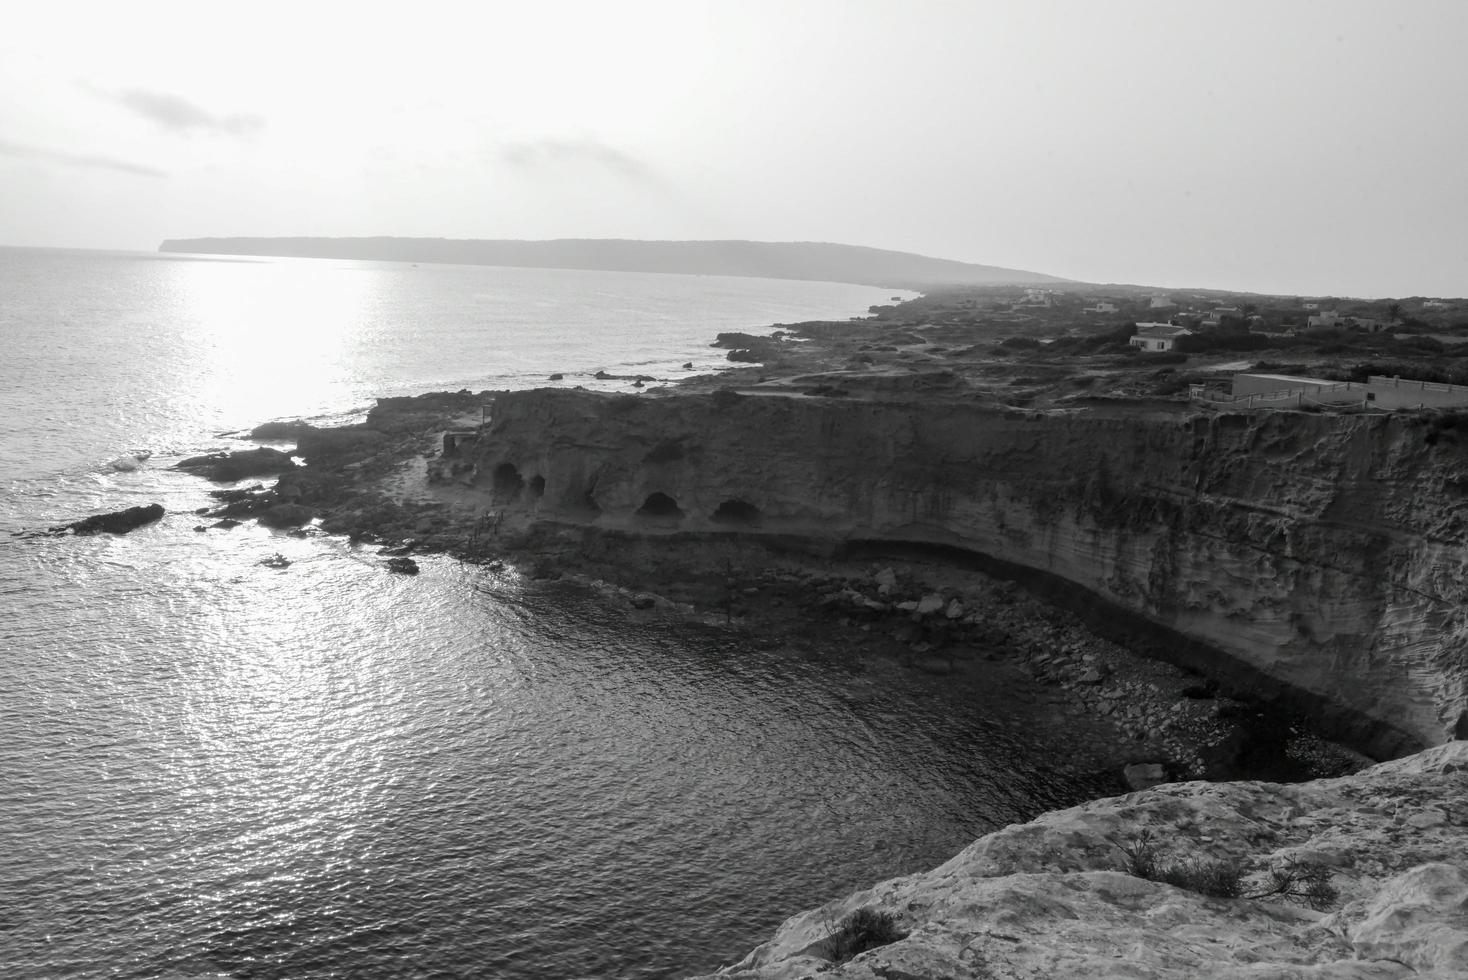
[1114,832,1246,899]
[1244,858,1340,911]
[1112,834,1337,909]
[822,906,906,964]
[1114,829,1163,879]
[1156,856,1245,899]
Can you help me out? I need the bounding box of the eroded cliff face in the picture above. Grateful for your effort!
[468,388,1468,756]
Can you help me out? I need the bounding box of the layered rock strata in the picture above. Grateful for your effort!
[686,741,1468,979]
[467,388,1468,757]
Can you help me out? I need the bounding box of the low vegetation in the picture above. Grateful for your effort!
[822,907,907,963]
[1113,831,1338,910]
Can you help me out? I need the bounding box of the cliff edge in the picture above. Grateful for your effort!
[466,388,1468,758]
[685,741,1468,979]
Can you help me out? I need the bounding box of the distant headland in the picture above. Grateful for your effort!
[155,237,1067,289]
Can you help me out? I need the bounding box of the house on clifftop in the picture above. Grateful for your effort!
[1129,323,1193,352]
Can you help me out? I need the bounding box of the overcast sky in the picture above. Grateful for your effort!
[2,1,1464,297]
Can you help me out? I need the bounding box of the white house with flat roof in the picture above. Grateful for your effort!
[1129,323,1193,352]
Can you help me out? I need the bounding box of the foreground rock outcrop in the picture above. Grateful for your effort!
[688,741,1468,979]
[467,388,1468,758]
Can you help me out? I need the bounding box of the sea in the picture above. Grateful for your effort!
[0,247,1118,979]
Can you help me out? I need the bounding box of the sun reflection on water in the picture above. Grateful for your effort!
[170,260,378,425]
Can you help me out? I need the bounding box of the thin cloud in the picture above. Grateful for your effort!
[499,138,659,183]
[0,138,167,177]
[100,86,264,136]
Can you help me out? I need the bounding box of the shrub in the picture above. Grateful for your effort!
[1157,857,1246,898]
[1245,859,1339,911]
[1112,833,1336,909]
[823,907,906,963]
[1115,834,1243,897]
[1114,829,1163,879]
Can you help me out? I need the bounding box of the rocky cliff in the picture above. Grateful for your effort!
[685,740,1468,979]
[466,388,1468,758]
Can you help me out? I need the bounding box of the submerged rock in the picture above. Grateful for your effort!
[385,556,420,575]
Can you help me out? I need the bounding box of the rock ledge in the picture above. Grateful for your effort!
[689,741,1468,979]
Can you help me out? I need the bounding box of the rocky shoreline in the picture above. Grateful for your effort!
[166,300,1467,977]
[174,385,1364,788]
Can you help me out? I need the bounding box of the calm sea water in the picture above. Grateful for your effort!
[0,248,1116,979]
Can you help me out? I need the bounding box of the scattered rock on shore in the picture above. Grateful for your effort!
[47,503,165,536]
[174,447,296,482]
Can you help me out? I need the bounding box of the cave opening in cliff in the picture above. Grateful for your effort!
[711,499,762,526]
[528,475,545,499]
[635,492,684,520]
[492,463,525,502]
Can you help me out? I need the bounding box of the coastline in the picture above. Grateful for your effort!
[172,293,1468,976]
[179,300,1374,783]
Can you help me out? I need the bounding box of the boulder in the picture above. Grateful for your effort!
[916,593,945,616]
[385,556,420,575]
[1122,762,1167,791]
[52,503,165,536]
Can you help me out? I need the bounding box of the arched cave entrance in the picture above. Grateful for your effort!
[528,475,546,499]
[711,499,762,526]
[492,463,524,502]
[635,492,685,520]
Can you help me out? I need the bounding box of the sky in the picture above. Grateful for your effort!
[1,0,1465,297]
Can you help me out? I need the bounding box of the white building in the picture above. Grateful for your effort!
[1129,323,1193,352]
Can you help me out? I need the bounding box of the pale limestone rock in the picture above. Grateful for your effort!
[916,593,944,615]
[1338,863,1468,973]
[686,742,1468,980]
[476,390,1468,754]
[1123,762,1167,791]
